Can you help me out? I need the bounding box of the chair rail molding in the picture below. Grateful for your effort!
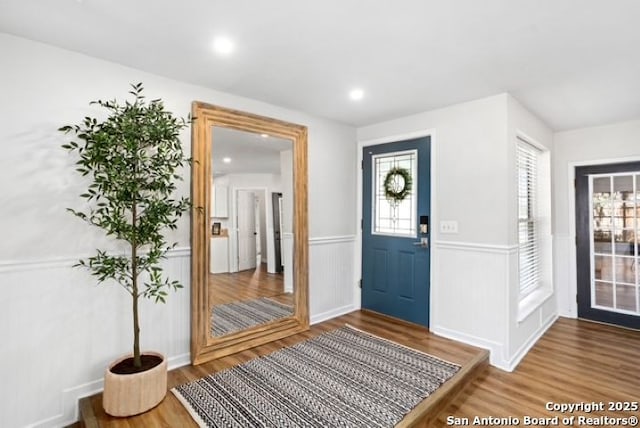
[433,240,519,254]
[0,247,191,273]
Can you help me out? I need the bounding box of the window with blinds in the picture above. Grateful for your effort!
[517,138,541,297]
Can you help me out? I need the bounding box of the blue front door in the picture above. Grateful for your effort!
[362,137,431,327]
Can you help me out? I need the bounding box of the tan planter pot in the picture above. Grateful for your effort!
[103,351,168,417]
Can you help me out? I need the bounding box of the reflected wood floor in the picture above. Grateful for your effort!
[78,315,640,427]
[208,264,293,308]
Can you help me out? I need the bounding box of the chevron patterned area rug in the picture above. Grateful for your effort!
[173,325,460,427]
[211,297,293,337]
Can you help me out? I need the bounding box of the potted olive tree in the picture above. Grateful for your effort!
[60,83,190,416]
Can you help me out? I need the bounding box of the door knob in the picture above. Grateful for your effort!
[413,237,428,248]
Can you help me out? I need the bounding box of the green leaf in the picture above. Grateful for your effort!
[59,82,190,314]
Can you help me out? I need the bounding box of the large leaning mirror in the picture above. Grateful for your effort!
[191,102,309,365]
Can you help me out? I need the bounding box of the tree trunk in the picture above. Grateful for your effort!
[132,281,141,368]
[132,201,141,368]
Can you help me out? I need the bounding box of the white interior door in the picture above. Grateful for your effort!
[254,195,261,267]
[237,190,257,271]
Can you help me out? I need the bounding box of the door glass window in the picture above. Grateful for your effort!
[590,173,639,314]
[372,150,417,237]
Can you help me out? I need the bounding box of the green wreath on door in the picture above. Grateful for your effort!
[383,167,412,202]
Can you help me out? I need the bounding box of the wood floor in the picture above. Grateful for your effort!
[78,314,640,428]
[78,310,486,427]
[433,317,640,427]
[208,264,293,307]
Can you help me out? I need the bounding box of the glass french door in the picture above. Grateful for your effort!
[576,162,640,329]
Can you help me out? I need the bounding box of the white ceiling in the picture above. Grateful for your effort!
[2,0,640,130]
[212,127,291,176]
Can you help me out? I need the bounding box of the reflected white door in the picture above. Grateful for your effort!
[237,190,257,271]
[254,195,261,267]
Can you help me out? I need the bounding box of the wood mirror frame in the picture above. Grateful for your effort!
[190,101,309,365]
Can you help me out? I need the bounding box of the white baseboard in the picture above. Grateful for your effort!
[558,308,577,318]
[28,352,191,428]
[432,313,557,373]
[310,304,358,325]
[505,314,557,372]
[167,352,191,371]
[430,325,509,371]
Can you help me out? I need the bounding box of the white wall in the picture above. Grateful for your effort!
[0,33,357,428]
[357,94,556,370]
[359,95,510,245]
[553,119,640,318]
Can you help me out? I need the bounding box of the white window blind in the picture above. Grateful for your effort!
[517,139,540,297]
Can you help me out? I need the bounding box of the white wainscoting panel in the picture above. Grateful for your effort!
[430,240,513,369]
[0,249,191,428]
[554,233,576,318]
[283,233,294,294]
[430,240,557,371]
[308,236,358,324]
[506,311,558,372]
[3,235,359,427]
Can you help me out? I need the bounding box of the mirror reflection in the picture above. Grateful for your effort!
[208,127,295,338]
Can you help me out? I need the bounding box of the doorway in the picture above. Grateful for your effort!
[361,137,431,327]
[272,192,284,273]
[237,190,258,271]
[575,162,640,329]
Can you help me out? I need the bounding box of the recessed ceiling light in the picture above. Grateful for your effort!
[213,37,234,55]
[260,134,269,138]
[349,88,364,101]
[222,157,232,163]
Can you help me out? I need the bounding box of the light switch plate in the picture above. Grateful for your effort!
[440,220,458,234]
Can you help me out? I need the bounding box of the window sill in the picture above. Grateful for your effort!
[517,288,553,323]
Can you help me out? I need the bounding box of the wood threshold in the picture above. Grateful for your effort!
[361,308,433,330]
[578,316,640,332]
[397,350,489,427]
[78,314,640,427]
[78,310,485,427]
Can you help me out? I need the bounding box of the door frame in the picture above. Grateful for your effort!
[565,156,640,319]
[356,129,437,325]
